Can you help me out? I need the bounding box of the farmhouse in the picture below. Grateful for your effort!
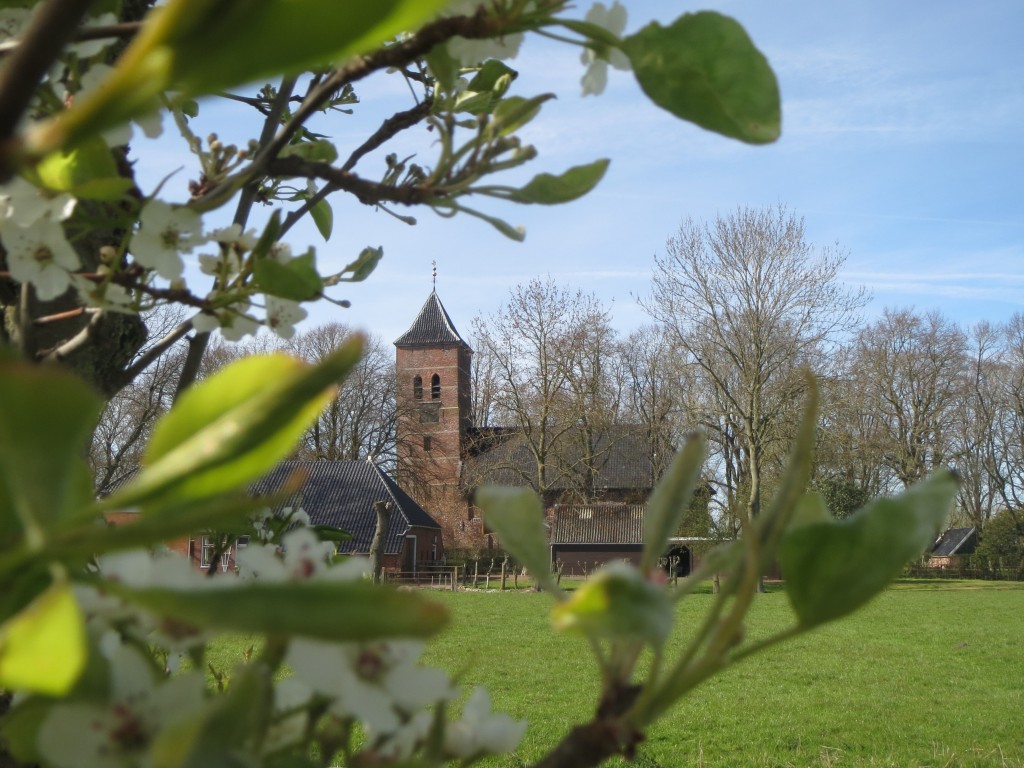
[129,459,443,575]
[927,526,978,569]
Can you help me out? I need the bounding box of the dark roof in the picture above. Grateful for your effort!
[931,527,978,557]
[551,504,645,545]
[394,291,469,348]
[466,426,659,492]
[251,460,440,556]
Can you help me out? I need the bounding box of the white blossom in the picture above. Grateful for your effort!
[70,14,118,58]
[219,311,261,341]
[69,274,134,312]
[131,200,204,280]
[38,644,206,768]
[286,638,456,739]
[448,32,524,67]
[0,176,77,227]
[265,296,307,339]
[0,7,30,44]
[444,687,527,759]
[1,219,79,300]
[209,223,259,252]
[579,1,631,96]
[237,527,345,583]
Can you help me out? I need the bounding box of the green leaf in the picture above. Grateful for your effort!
[33,135,120,193]
[622,12,780,144]
[425,44,459,92]
[0,360,101,532]
[781,471,959,629]
[57,494,260,558]
[341,246,383,282]
[506,159,610,205]
[107,340,364,508]
[477,486,561,596]
[280,139,339,164]
[0,581,86,695]
[32,0,456,154]
[254,250,323,300]
[466,60,518,94]
[68,176,135,201]
[551,562,672,646]
[251,210,284,261]
[106,580,449,641]
[168,0,459,95]
[640,434,705,572]
[488,94,553,138]
[310,199,333,241]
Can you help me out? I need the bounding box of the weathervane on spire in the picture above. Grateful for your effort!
[432,260,437,288]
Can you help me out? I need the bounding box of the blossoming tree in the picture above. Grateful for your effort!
[0,2,957,767]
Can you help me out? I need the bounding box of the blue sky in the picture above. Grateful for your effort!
[140,0,1024,344]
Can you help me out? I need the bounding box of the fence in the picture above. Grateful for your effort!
[907,555,1024,581]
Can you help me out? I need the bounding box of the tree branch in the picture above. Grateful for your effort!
[0,0,95,148]
[267,156,443,208]
[40,305,105,365]
[114,319,191,391]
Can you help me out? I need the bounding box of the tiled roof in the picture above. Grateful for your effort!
[393,291,469,348]
[931,527,978,556]
[466,426,659,492]
[251,460,440,555]
[551,504,646,545]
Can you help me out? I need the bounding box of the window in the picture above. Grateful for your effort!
[200,535,216,568]
[430,373,441,399]
[431,536,438,560]
[423,435,432,451]
[413,375,423,400]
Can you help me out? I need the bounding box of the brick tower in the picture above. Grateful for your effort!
[394,290,483,552]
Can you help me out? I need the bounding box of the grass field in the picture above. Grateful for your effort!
[419,580,1024,768]
[206,580,1024,767]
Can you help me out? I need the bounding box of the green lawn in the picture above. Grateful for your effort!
[204,580,1024,767]
[421,580,1024,768]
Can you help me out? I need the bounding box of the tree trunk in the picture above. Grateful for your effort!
[368,500,392,584]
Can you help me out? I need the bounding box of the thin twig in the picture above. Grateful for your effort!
[0,21,141,56]
[41,306,105,364]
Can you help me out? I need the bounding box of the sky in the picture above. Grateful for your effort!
[139,0,1024,346]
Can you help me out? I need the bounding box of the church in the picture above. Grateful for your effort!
[392,289,687,573]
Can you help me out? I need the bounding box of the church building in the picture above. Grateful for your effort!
[392,288,685,571]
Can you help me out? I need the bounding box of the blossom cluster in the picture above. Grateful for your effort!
[38,525,526,768]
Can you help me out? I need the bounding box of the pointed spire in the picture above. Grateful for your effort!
[394,289,469,348]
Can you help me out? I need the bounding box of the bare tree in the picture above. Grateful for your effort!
[851,308,966,490]
[949,322,1001,529]
[620,325,686,486]
[89,306,189,495]
[643,206,868,536]
[984,314,1024,538]
[288,323,398,467]
[471,277,619,500]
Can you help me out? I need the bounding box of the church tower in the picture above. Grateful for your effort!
[394,290,482,551]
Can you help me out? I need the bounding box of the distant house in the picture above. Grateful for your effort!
[251,460,444,575]
[549,503,706,577]
[121,459,443,574]
[928,527,978,569]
